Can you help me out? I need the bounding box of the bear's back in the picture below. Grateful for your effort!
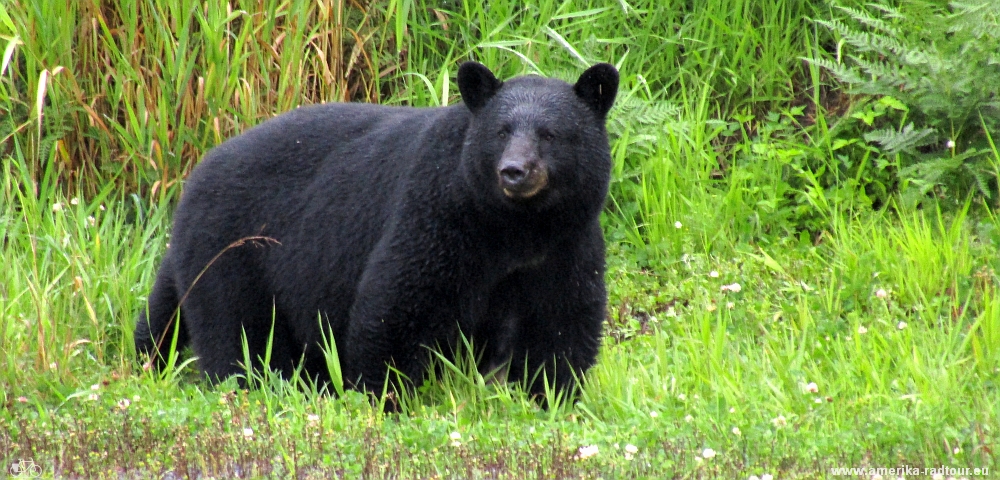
[165,102,472,328]
[173,103,465,236]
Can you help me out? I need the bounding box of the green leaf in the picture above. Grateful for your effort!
[851,109,877,126]
[1,35,19,77]
[755,248,789,278]
[0,3,15,34]
[831,138,857,151]
[879,96,907,111]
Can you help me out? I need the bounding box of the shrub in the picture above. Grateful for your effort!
[809,1,1000,208]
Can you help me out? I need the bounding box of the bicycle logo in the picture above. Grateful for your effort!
[9,458,42,477]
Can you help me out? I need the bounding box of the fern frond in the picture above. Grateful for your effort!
[863,2,903,19]
[950,2,1000,38]
[804,57,866,85]
[834,4,899,37]
[848,56,908,88]
[817,17,909,57]
[962,155,993,198]
[864,123,935,154]
[607,98,683,155]
[898,156,961,186]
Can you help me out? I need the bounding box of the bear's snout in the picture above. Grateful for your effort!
[498,136,548,199]
[499,163,528,184]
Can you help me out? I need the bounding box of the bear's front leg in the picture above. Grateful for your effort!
[499,224,607,405]
[342,241,470,408]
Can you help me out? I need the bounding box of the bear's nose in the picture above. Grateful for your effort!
[499,164,528,185]
[497,160,548,199]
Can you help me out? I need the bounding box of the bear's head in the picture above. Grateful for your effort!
[457,62,618,220]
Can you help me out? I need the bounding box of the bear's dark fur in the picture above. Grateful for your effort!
[135,62,619,401]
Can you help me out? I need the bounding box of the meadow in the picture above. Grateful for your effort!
[1,0,999,478]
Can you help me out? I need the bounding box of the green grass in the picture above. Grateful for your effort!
[2,0,1000,478]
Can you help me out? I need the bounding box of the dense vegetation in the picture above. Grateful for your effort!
[1,0,998,477]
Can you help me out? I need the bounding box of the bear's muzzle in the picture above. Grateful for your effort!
[498,135,548,199]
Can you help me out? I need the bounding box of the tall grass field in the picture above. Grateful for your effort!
[2,0,999,478]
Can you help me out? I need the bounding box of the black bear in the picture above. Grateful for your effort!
[135,62,618,403]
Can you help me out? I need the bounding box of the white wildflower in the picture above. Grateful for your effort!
[770,415,787,427]
[577,445,599,459]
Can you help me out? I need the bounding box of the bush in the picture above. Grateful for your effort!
[809,1,1000,208]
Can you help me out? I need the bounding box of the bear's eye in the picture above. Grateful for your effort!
[498,128,509,139]
[541,131,555,142]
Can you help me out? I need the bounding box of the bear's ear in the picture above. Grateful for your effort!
[574,63,619,118]
[458,62,502,113]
